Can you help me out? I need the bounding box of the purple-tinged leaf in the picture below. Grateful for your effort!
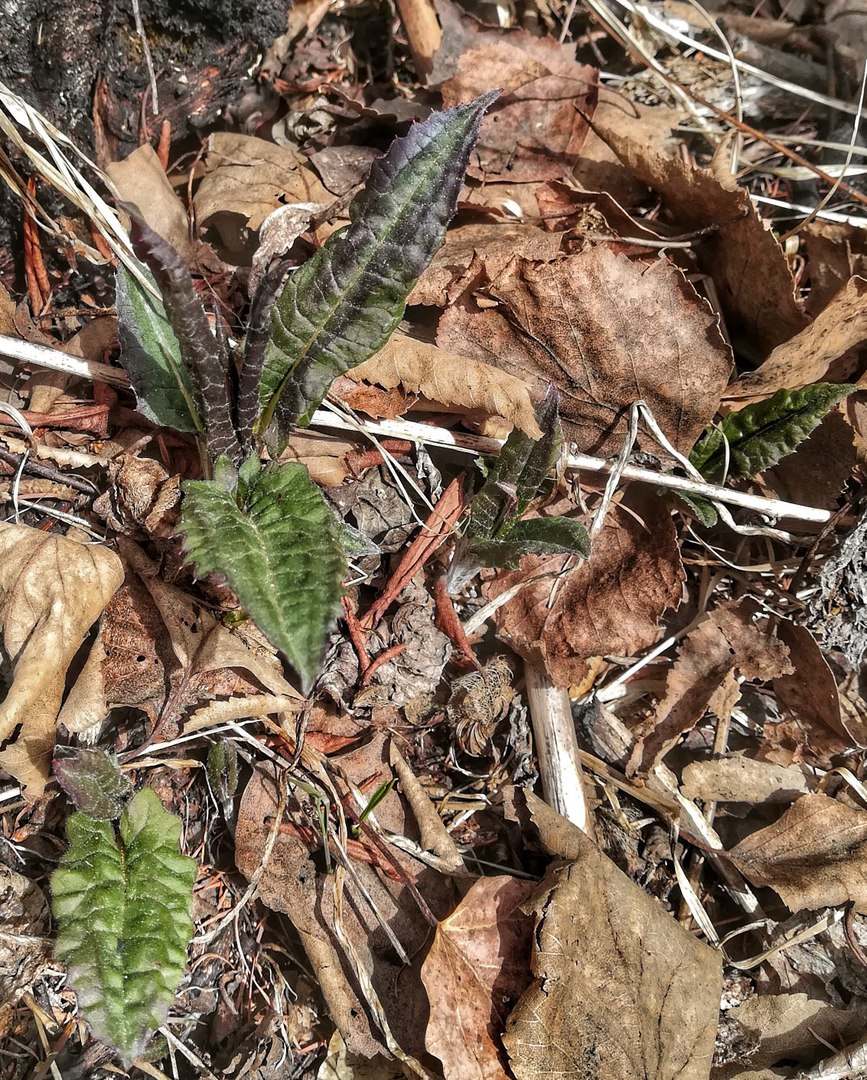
[256,91,499,448]
[53,746,133,821]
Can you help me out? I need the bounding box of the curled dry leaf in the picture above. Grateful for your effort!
[503,790,722,1080]
[729,793,867,913]
[488,494,684,687]
[437,246,732,458]
[728,276,867,401]
[680,752,812,806]
[347,331,542,438]
[106,143,193,259]
[601,131,807,358]
[421,876,535,1080]
[627,603,793,777]
[0,523,123,793]
[432,0,598,182]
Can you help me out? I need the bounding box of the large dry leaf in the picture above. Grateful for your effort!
[729,793,867,913]
[106,143,194,259]
[728,276,867,401]
[432,0,597,182]
[437,246,732,457]
[0,523,123,792]
[627,604,793,776]
[347,331,542,438]
[489,494,684,687]
[602,133,807,358]
[193,133,330,257]
[409,223,564,307]
[503,790,722,1080]
[421,876,535,1080]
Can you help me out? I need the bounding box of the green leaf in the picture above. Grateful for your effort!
[53,747,133,820]
[468,517,589,569]
[51,788,196,1066]
[116,266,200,433]
[180,460,345,691]
[690,383,854,481]
[256,91,498,445]
[673,491,718,527]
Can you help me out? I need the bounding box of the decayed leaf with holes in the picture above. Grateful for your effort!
[503,790,722,1080]
[0,523,124,793]
[421,876,535,1080]
[437,246,732,458]
[487,493,684,687]
[627,603,792,776]
[346,332,542,438]
[729,793,867,913]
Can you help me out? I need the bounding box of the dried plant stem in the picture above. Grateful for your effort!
[394,0,441,80]
[524,659,595,837]
[799,1033,867,1079]
[310,410,834,524]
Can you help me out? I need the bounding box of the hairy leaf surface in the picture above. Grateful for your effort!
[257,92,498,444]
[52,788,196,1065]
[53,747,133,820]
[180,461,345,690]
[691,383,854,481]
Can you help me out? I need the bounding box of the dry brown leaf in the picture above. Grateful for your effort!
[488,493,684,687]
[235,735,459,1059]
[729,793,867,913]
[421,876,534,1080]
[437,246,732,457]
[432,0,598,182]
[681,753,812,805]
[601,132,807,359]
[348,332,542,438]
[628,604,793,776]
[765,408,857,514]
[729,277,867,400]
[279,429,357,487]
[193,133,330,258]
[0,523,123,792]
[0,864,51,1038]
[503,789,722,1080]
[409,223,564,307]
[804,220,867,316]
[106,143,194,259]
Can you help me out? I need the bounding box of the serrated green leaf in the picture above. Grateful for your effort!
[116,266,200,433]
[503,516,591,557]
[53,747,133,820]
[180,461,345,691]
[690,383,854,481]
[256,92,498,445]
[51,788,196,1066]
[673,491,718,527]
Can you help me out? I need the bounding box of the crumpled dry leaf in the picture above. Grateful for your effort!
[408,222,564,307]
[488,494,684,687]
[728,276,867,401]
[680,753,812,806]
[421,876,535,1080]
[347,331,542,438]
[627,603,793,776]
[60,540,299,735]
[0,523,124,792]
[317,1031,405,1079]
[106,143,194,260]
[437,246,732,457]
[601,131,807,358]
[279,429,357,487]
[193,133,330,259]
[729,793,867,913]
[0,864,51,1037]
[804,220,867,316]
[234,735,461,1059]
[503,789,722,1080]
[432,0,598,182]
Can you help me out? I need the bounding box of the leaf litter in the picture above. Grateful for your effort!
[4,0,867,1076]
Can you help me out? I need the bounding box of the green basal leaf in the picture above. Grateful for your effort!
[115,266,200,433]
[53,747,133,821]
[180,460,345,691]
[690,383,854,481]
[256,91,498,446]
[673,491,718,528]
[468,517,589,569]
[51,788,196,1066]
